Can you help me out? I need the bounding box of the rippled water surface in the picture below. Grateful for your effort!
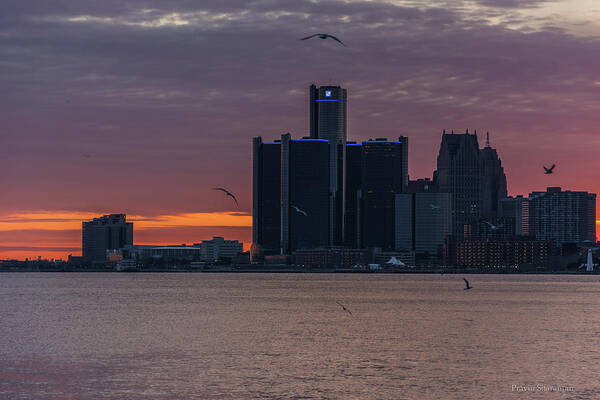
[1,273,600,399]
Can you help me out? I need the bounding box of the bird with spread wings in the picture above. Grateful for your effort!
[336,301,353,315]
[291,205,308,216]
[212,187,239,207]
[300,33,345,46]
[543,164,556,174]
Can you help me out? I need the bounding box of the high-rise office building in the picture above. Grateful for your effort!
[479,132,507,219]
[280,134,330,253]
[434,130,480,236]
[528,187,596,245]
[82,214,133,262]
[252,137,281,255]
[500,195,530,236]
[309,84,347,142]
[434,130,507,237]
[344,142,362,248]
[395,192,452,255]
[361,138,408,250]
[309,84,347,246]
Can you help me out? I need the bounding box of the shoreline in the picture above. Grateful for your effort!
[1,267,599,275]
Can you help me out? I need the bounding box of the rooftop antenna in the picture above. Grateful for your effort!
[486,131,490,147]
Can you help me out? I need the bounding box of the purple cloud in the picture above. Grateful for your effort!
[0,0,598,222]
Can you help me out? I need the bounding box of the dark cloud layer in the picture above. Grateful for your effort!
[474,0,552,7]
[1,0,599,221]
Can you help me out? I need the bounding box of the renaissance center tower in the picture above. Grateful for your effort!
[309,84,347,245]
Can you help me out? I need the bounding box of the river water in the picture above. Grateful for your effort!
[1,273,599,399]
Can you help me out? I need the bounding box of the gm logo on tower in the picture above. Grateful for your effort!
[325,90,332,97]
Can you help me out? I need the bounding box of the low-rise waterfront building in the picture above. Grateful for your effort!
[294,248,370,267]
[444,237,554,268]
[198,237,243,261]
[150,246,203,260]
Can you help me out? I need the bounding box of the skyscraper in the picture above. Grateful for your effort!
[280,134,330,253]
[309,84,347,245]
[309,84,347,142]
[434,130,480,236]
[395,192,452,255]
[82,214,133,262]
[500,195,530,236]
[528,187,596,245]
[361,138,408,250]
[479,132,507,219]
[434,130,507,237]
[344,142,362,248]
[252,137,281,255]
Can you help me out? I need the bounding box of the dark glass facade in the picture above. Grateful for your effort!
[309,84,347,246]
[479,140,508,219]
[252,137,281,254]
[361,139,408,250]
[500,195,530,236]
[344,143,362,248]
[281,135,330,252]
[309,84,347,142]
[395,192,452,254]
[434,131,481,236]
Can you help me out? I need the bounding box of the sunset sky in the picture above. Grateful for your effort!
[2,0,600,260]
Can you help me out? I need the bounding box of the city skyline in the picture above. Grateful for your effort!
[3,0,600,260]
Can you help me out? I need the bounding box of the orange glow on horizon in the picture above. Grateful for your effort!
[0,210,252,261]
[0,211,251,232]
[1,213,598,261]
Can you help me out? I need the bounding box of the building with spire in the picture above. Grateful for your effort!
[479,132,507,219]
[433,129,507,238]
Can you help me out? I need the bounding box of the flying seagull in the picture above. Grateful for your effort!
[484,221,499,230]
[291,205,308,216]
[463,278,472,290]
[544,164,556,174]
[212,187,238,206]
[336,301,352,316]
[430,204,441,210]
[300,33,345,46]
